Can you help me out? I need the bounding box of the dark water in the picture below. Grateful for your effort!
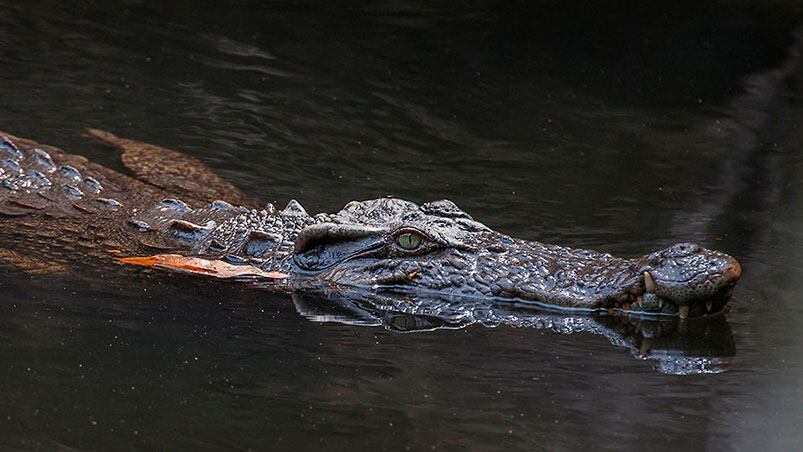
[1,1,803,450]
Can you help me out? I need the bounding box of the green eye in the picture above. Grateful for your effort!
[396,231,424,250]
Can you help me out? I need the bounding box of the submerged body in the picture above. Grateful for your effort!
[0,131,741,318]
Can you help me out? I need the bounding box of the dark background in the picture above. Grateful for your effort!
[1,1,802,450]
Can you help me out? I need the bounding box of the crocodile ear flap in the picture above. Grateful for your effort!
[84,129,257,208]
[293,223,386,271]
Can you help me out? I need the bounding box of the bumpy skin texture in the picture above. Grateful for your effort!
[292,199,741,317]
[0,132,741,318]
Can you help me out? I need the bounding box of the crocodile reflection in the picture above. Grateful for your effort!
[291,290,736,375]
[0,130,741,376]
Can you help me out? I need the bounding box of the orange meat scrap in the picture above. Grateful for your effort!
[118,254,289,280]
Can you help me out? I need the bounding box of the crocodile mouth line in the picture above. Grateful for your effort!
[290,253,741,319]
[313,277,730,319]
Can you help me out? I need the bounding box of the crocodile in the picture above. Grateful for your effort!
[0,130,741,319]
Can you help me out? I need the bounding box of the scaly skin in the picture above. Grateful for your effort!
[0,132,741,318]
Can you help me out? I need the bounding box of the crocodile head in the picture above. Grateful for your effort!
[291,198,741,318]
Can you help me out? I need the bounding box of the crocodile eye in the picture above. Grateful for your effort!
[396,231,424,250]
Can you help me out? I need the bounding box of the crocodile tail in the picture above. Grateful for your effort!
[84,128,126,146]
[82,128,259,208]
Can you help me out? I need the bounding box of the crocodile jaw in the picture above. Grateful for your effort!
[292,234,741,318]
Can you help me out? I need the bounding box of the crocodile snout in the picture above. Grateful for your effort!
[638,243,742,318]
[722,257,742,284]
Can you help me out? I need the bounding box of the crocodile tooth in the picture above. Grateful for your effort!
[658,298,664,309]
[705,300,713,312]
[643,271,656,293]
[678,305,689,319]
[639,338,653,358]
[636,295,643,308]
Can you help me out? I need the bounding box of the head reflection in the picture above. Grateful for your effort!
[291,289,736,375]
